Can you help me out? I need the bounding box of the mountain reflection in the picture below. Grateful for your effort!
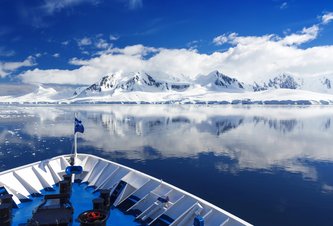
[253,117,299,133]
[196,116,244,136]
[1,105,333,180]
[324,118,331,130]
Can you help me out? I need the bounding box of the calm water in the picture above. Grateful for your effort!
[1,105,333,226]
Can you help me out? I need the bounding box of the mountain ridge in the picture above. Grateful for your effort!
[75,70,333,97]
[1,70,333,105]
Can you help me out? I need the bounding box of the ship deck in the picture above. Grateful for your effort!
[12,182,141,225]
[0,154,252,226]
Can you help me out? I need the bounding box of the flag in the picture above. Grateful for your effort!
[74,117,84,134]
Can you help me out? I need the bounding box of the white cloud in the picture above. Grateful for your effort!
[280,2,288,9]
[19,0,99,28]
[216,25,319,48]
[19,17,333,85]
[114,45,158,56]
[77,37,92,46]
[93,44,158,56]
[187,40,200,49]
[322,12,333,24]
[41,0,99,15]
[0,47,15,57]
[34,52,47,58]
[127,0,143,10]
[118,0,143,10]
[20,36,333,85]
[212,34,228,46]
[61,40,70,45]
[279,25,319,46]
[0,56,36,78]
[213,32,240,46]
[109,34,119,41]
[76,36,114,54]
[53,53,60,58]
[95,39,112,49]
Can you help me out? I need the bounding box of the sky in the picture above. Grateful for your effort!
[0,0,333,86]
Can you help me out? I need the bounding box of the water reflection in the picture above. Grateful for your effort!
[253,117,299,133]
[1,106,333,172]
[1,105,333,225]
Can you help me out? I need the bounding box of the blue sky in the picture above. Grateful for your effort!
[0,0,333,85]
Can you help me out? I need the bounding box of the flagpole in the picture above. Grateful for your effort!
[72,112,78,166]
[71,122,78,182]
[68,114,84,177]
[74,131,78,160]
[72,113,84,166]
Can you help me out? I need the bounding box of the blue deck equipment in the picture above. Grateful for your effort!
[66,165,83,175]
[194,215,205,226]
[11,181,140,225]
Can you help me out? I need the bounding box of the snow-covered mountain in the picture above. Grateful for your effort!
[301,75,333,94]
[2,70,333,104]
[196,70,246,92]
[61,71,333,104]
[253,73,333,94]
[253,74,301,91]
[75,72,191,97]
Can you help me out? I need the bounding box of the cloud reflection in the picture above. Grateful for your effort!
[1,105,333,181]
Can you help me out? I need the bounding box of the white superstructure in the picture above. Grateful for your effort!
[0,154,252,226]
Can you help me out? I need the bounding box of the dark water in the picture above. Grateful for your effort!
[1,105,333,226]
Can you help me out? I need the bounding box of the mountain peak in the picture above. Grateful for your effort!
[74,71,193,96]
[268,73,300,89]
[202,70,245,91]
[72,71,333,100]
[254,73,301,91]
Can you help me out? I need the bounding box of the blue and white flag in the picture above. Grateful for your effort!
[74,117,84,134]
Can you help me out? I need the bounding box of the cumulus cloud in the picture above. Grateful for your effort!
[19,17,333,85]
[279,25,319,46]
[0,56,36,78]
[20,38,333,85]
[212,35,228,46]
[21,45,158,84]
[52,53,60,58]
[215,26,319,47]
[322,12,333,24]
